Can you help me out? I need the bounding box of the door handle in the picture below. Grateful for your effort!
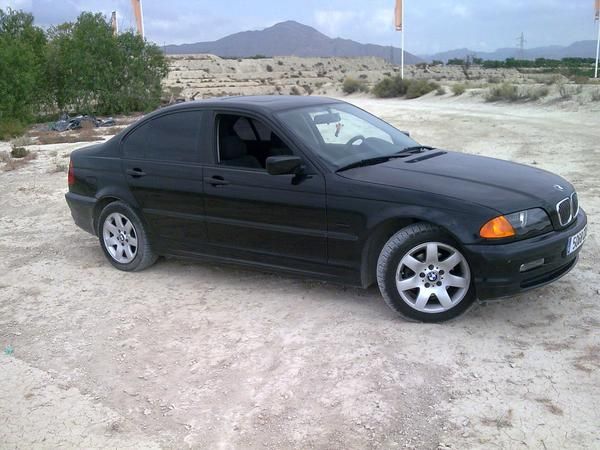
[206,176,230,186]
[126,168,146,177]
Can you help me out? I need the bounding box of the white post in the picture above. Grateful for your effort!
[401,0,405,79]
[595,18,600,78]
[139,0,145,39]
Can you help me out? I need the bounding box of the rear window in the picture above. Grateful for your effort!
[122,110,203,162]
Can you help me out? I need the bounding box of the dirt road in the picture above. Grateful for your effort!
[1,96,598,449]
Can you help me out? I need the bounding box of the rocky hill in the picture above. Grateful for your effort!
[164,21,421,64]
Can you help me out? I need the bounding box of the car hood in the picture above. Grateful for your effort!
[338,150,573,214]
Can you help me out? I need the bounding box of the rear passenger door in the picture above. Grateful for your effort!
[121,109,207,249]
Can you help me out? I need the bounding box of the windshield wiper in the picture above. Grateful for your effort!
[336,155,402,172]
[335,146,436,172]
[397,145,434,154]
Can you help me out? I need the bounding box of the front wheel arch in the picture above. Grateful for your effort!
[360,217,465,288]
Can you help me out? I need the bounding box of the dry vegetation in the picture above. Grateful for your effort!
[161,55,600,109]
[0,149,37,171]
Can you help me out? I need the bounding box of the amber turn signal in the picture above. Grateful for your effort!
[480,215,516,239]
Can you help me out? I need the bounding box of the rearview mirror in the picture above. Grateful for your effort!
[313,112,341,125]
[266,156,302,175]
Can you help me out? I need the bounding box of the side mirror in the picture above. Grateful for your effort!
[266,156,302,175]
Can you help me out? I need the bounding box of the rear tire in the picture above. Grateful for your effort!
[98,201,157,272]
[376,223,475,322]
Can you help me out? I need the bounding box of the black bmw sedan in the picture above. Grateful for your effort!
[65,96,587,322]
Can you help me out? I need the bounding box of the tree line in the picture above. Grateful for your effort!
[0,8,168,138]
[445,56,595,77]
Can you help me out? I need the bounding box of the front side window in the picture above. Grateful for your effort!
[122,110,203,162]
[276,103,418,169]
[217,114,293,169]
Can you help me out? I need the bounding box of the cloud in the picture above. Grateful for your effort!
[451,4,470,18]
[4,0,596,55]
[314,9,358,37]
[4,0,32,9]
[367,8,394,34]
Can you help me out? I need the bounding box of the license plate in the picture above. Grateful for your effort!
[566,226,587,255]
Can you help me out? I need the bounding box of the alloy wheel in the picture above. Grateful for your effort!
[395,242,471,313]
[102,212,138,264]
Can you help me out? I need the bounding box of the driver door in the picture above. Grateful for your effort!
[202,112,328,266]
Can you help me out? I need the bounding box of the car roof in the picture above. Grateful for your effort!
[156,95,344,114]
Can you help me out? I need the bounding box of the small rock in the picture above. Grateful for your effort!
[143,408,152,416]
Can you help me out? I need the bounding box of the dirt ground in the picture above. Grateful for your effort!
[0,95,599,449]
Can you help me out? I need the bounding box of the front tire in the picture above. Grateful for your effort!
[377,223,475,322]
[98,201,158,272]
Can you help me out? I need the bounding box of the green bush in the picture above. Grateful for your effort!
[452,84,466,96]
[342,77,369,94]
[372,76,409,98]
[372,76,438,99]
[405,80,439,99]
[0,7,169,136]
[485,83,549,102]
[46,13,168,114]
[436,86,446,95]
[10,146,29,158]
[0,8,47,131]
[486,83,520,102]
[526,86,550,100]
[0,119,27,140]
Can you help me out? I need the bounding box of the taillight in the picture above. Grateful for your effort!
[68,160,75,186]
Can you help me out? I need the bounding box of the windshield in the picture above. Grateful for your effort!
[276,103,419,169]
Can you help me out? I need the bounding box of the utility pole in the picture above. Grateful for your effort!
[517,32,526,59]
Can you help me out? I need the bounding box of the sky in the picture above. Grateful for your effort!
[4,0,599,55]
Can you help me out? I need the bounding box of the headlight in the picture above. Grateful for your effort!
[480,208,552,239]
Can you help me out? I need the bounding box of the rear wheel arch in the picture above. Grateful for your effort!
[93,196,120,235]
[93,194,144,236]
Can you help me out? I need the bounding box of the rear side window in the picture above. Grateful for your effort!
[122,110,203,162]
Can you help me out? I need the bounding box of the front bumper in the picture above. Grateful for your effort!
[464,209,587,300]
[65,192,96,235]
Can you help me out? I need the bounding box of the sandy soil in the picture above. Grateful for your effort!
[0,96,599,449]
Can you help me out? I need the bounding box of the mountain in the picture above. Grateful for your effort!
[164,20,422,64]
[422,40,598,62]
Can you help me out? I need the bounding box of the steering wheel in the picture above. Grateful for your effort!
[346,135,366,147]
